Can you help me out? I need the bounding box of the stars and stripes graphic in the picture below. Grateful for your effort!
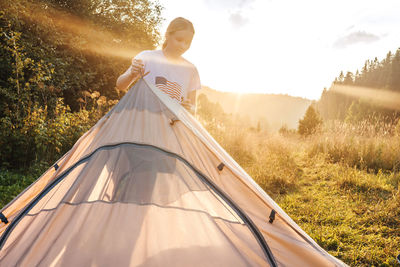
[155,76,184,103]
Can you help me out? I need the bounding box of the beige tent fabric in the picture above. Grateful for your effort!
[0,79,347,266]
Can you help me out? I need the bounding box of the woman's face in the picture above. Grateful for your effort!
[164,29,193,58]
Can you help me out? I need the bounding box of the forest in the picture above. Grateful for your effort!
[1,0,400,266]
[317,49,400,122]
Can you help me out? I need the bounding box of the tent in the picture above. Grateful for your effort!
[0,79,346,266]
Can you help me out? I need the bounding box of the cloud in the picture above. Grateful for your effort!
[236,0,255,8]
[229,11,249,28]
[333,31,380,49]
[203,0,255,10]
[202,0,254,29]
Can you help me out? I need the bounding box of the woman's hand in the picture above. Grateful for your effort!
[130,59,144,77]
[182,100,195,114]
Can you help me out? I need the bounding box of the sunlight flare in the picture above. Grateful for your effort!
[331,84,400,111]
[12,2,139,59]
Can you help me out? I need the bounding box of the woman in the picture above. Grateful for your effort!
[116,17,200,113]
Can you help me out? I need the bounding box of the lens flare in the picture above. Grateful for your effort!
[233,92,243,115]
[10,2,141,59]
[331,84,400,111]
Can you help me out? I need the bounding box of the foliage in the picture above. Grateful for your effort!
[334,49,400,91]
[1,0,162,109]
[0,0,162,169]
[0,169,40,208]
[0,97,100,169]
[345,100,375,124]
[298,105,322,136]
[0,22,114,168]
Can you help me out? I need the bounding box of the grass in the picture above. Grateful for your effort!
[276,154,399,266]
[207,122,400,266]
[0,170,37,208]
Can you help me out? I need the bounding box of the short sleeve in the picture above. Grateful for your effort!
[134,51,147,61]
[189,66,201,92]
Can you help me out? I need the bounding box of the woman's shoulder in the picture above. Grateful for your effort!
[135,50,163,60]
[180,56,198,72]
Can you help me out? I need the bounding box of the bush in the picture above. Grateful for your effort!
[0,5,128,169]
[0,98,100,168]
[298,105,322,136]
[0,169,37,207]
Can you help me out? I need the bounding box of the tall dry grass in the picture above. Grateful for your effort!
[201,116,400,266]
[309,120,400,173]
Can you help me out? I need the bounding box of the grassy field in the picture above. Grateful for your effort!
[1,120,399,266]
[206,120,400,266]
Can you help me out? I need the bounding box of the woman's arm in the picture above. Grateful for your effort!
[182,90,197,114]
[115,59,144,91]
[187,90,196,107]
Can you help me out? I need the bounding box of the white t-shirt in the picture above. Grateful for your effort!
[133,50,201,103]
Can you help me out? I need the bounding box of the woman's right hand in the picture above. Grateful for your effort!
[130,59,144,77]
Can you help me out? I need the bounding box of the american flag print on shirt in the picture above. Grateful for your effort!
[155,76,184,103]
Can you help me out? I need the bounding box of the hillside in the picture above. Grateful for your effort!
[200,86,312,132]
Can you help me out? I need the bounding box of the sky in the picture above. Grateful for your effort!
[157,0,400,100]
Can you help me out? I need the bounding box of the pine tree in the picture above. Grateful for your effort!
[337,71,344,83]
[344,72,354,85]
[391,48,400,91]
[298,106,322,136]
[382,51,393,89]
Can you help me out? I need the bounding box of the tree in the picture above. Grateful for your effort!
[1,0,163,110]
[343,71,354,85]
[391,48,400,92]
[345,101,368,124]
[337,71,344,83]
[316,48,400,122]
[0,0,163,168]
[298,105,322,136]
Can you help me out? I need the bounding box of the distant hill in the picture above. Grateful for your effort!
[199,86,312,132]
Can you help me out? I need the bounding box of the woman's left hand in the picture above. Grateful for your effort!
[182,101,195,114]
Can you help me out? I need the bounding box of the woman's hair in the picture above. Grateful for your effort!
[162,17,195,49]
